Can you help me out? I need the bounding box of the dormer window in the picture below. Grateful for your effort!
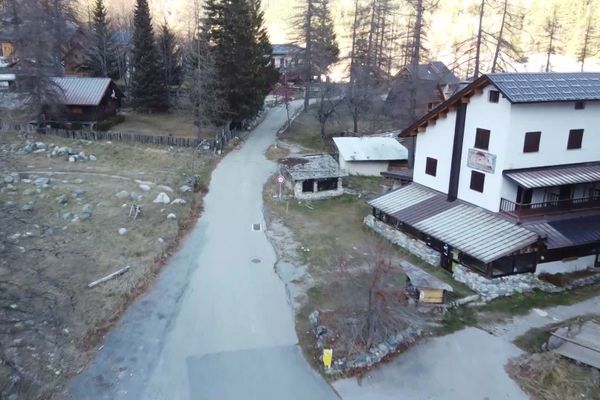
[575,101,585,110]
[489,90,500,103]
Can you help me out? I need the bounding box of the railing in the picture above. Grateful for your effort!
[500,195,600,220]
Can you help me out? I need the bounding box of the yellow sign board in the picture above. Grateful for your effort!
[323,348,333,368]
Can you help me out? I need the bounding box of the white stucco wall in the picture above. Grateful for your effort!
[339,158,390,176]
[536,254,598,275]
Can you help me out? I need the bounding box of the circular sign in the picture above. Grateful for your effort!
[277,175,285,184]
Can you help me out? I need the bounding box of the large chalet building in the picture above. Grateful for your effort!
[369,72,600,278]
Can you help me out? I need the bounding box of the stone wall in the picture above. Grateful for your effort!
[293,178,344,200]
[452,265,559,301]
[364,215,440,266]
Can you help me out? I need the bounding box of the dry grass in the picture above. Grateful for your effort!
[112,111,220,139]
[0,132,216,399]
[265,144,291,161]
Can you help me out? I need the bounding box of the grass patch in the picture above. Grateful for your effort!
[265,144,290,161]
[480,282,600,316]
[346,176,386,198]
[112,111,219,139]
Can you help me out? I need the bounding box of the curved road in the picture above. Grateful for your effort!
[67,102,339,400]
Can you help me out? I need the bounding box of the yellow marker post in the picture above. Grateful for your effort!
[323,348,333,369]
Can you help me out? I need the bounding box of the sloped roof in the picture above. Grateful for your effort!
[280,154,345,181]
[333,136,408,162]
[525,214,600,249]
[487,72,600,103]
[404,61,459,85]
[369,184,539,263]
[272,44,304,56]
[51,77,121,106]
[504,162,600,189]
[401,72,600,137]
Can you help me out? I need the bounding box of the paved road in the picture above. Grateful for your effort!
[67,102,338,400]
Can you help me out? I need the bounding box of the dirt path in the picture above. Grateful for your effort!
[65,102,338,400]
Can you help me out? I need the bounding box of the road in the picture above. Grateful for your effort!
[66,101,339,400]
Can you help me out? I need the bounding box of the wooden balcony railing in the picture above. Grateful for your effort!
[500,195,600,220]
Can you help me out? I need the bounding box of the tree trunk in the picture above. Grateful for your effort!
[474,0,485,78]
[491,0,508,73]
[303,0,313,112]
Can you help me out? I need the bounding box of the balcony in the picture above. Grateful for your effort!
[500,195,600,221]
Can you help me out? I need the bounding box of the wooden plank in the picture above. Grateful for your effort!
[88,266,130,288]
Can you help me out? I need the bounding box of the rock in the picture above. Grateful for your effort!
[62,212,73,220]
[81,203,93,214]
[158,185,174,193]
[35,142,47,150]
[56,194,69,205]
[179,185,192,193]
[79,212,92,221]
[33,148,46,153]
[167,213,177,220]
[21,203,33,211]
[33,177,50,187]
[158,237,164,244]
[78,151,86,159]
[44,227,56,236]
[68,156,76,163]
[130,192,144,201]
[4,175,15,183]
[23,188,34,196]
[308,310,320,327]
[170,198,186,205]
[139,184,151,192]
[89,154,97,161]
[153,192,171,204]
[73,179,83,184]
[118,228,128,236]
[8,233,21,241]
[72,188,86,197]
[115,190,130,199]
[5,184,15,191]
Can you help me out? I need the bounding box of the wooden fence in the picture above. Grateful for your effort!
[0,120,238,152]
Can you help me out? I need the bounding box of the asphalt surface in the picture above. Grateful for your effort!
[66,102,339,400]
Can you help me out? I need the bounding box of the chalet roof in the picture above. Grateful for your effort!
[272,44,304,56]
[400,72,600,137]
[369,184,539,263]
[504,162,600,189]
[487,72,600,103]
[333,136,408,162]
[526,214,600,249]
[280,154,346,181]
[51,77,123,106]
[403,61,459,85]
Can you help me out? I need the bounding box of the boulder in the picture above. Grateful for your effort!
[5,184,15,191]
[72,188,86,197]
[139,184,151,192]
[170,198,186,205]
[115,190,130,199]
[130,192,144,201]
[308,310,320,327]
[79,212,92,221]
[23,188,34,196]
[159,185,174,193]
[56,194,69,205]
[153,192,171,204]
[167,213,177,220]
[118,228,128,235]
[62,212,73,220]
[33,177,50,187]
[179,185,192,193]
[3,175,15,184]
[81,203,93,214]
[68,156,76,163]
[22,203,33,211]
[89,154,97,161]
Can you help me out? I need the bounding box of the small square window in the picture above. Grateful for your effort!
[575,101,585,110]
[470,171,485,193]
[474,128,490,150]
[523,131,541,153]
[489,90,500,103]
[425,157,437,177]
[567,129,584,149]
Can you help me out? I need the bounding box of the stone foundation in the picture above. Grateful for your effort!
[364,215,440,266]
[292,179,344,200]
[452,265,559,301]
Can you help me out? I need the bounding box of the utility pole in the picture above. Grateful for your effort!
[303,0,313,112]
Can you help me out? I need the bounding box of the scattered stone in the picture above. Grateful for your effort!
[170,198,186,205]
[167,213,177,220]
[68,156,76,163]
[4,175,15,183]
[73,179,83,184]
[158,185,173,193]
[78,151,86,160]
[35,142,47,150]
[72,188,86,197]
[79,212,92,221]
[21,203,33,211]
[56,194,69,205]
[308,310,320,327]
[139,184,151,192]
[115,190,129,199]
[44,227,56,236]
[5,183,15,191]
[23,188,34,196]
[130,192,144,201]
[62,212,73,220]
[8,233,21,241]
[33,148,46,153]
[89,154,97,161]
[33,177,50,187]
[118,228,128,236]
[179,185,192,193]
[158,238,164,244]
[81,203,93,214]
[153,192,170,204]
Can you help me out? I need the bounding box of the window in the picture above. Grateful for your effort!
[302,179,314,193]
[279,58,284,68]
[575,101,585,110]
[470,171,485,192]
[523,131,541,153]
[474,128,490,150]
[425,157,437,176]
[71,106,83,114]
[489,90,500,103]
[567,129,584,149]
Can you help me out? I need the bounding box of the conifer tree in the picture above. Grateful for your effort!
[158,22,182,107]
[130,0,167,111]
[87,0,118,79]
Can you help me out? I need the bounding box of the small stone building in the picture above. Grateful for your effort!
[280,154,346,200]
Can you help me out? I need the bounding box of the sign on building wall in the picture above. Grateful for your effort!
[467,148,496,173]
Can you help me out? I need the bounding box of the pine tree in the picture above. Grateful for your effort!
[205,0,278,127]
[157,22,182,107]
[130,0,167,112]
[87,0,118,79]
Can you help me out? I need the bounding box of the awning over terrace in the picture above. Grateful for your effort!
[504,162,600,189]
